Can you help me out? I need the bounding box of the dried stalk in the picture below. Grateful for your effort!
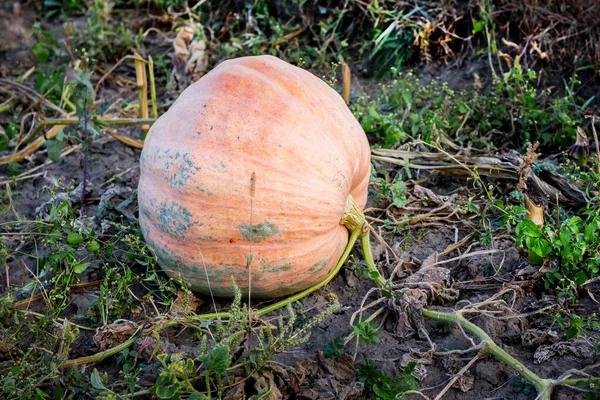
[341,61,351,105]
[133,52,150,137]
[148,56,158,119]
[0,125,64,165]
[0,117,153,166]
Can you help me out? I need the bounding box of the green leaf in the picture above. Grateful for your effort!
[390,176,407,208]
[72,262,90,274]
[352,320,380,345]
[573,270,588,286]
[566,318,582,339]
[90,368,106,390]
[472,20,484,33]
[155,384,178,399]
[248,389,272,400]
[0,132,8,152]
[400,90,413,105]
[86,240,100,253]
[32,42,50,63]
[34,388,50,399]
[7,161,21,177]
[584,223,597,243]
[323,337,345,359]
[45,138,65,163]
[67,233,83,246]
[203,345,231,375]
[188,391,210,400]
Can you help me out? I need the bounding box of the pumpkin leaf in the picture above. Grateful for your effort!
[203,345,231,375]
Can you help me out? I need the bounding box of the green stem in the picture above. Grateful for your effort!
[560,376,600,388]
[123,389,152,398]
[360,230,387,287]
[148,56,158,120]
[43,117,156,126]
[359,231,554,399]
[57,330,140,369]
[0,99,17,113]
[420,308,553,398]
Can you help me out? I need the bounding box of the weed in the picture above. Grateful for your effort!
[555,311,600,341]
[352,320,380,345]
[352,60,590,151]
[322,336,345,359]
[516,204,600,295]
[64,1,141,63]
[369,166,408,209]
[357,359,419,400]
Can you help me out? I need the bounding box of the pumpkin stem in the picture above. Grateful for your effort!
[341,195,365,232]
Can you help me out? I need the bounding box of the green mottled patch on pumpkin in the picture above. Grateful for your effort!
[196,186,213,196]
[238,221,281,242]
[157,201,199,239]
[167,153,200,188]
[259,259,292,273]
[308,258,328,273]
[148,149,200,189]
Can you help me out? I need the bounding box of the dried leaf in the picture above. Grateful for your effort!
[171,290,202,315]
[186,40,208,80]
[252,371,282,400]
[533,339,595,364]
[93,320,138,350]
[392,288,428,338]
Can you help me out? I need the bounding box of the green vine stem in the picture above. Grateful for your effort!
[420,308,552,398]
[58,329,141,369]
[43,117,156,126]
[53,200,597,399]
[196,228,362,320]
[358,224,600,399]
[57,197,368,368]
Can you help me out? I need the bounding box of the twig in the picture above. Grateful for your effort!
[434,350,483,399]
[0,78,67,117]
[432,249,505,267]
[0,125,65,165]
[105,129,144,149]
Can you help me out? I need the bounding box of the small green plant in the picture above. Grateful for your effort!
[352,320,380,345]
[370,167,408,208]
[323,336,345,359]
[515,206,600,294]
[353,59,590,151]
[357,359,419,400]
[555,311,600,341]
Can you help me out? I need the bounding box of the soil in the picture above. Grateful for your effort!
[1,2,599,400]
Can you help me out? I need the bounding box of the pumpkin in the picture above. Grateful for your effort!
[138,55,371,298]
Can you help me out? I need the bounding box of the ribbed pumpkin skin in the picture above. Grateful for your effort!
[138,55,370,298]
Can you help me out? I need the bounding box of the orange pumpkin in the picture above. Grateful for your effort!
[138,55,370,298]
